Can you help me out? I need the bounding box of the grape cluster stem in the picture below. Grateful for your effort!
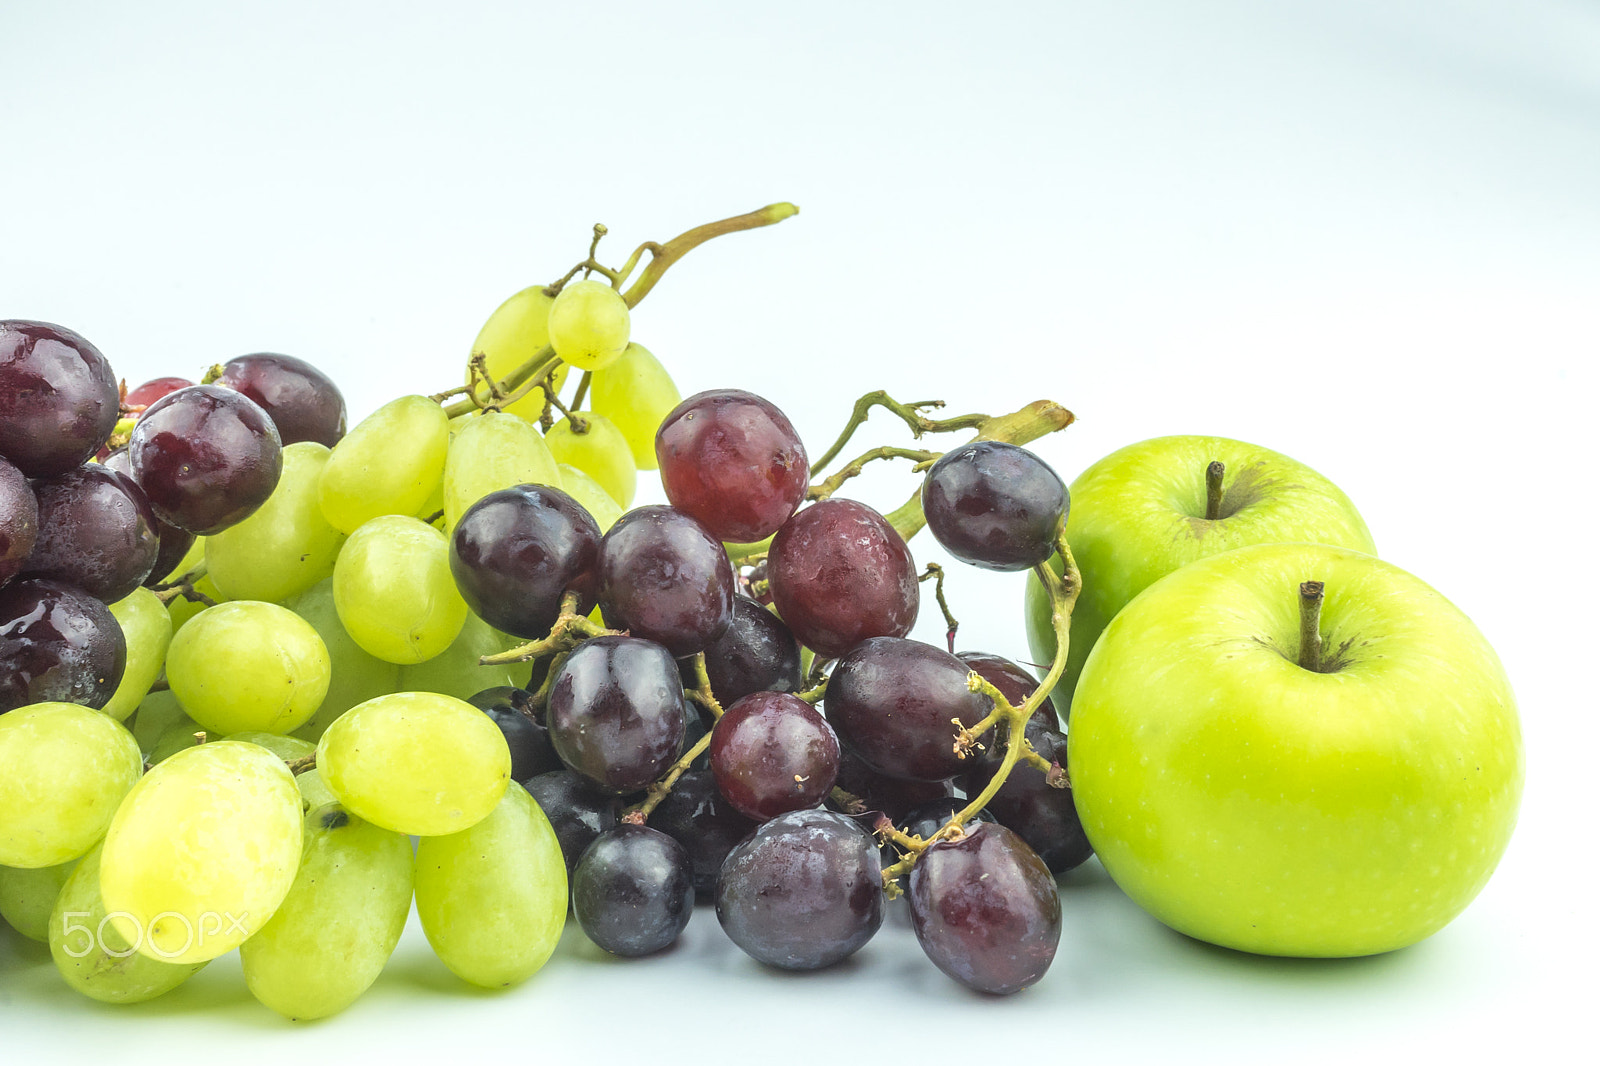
[621,654,722,826]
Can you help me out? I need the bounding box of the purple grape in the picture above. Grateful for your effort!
[825,637,993,783]
[572,825,695,957]
[957,650,1059,731]
[648,770,757,899]
[597,506,734,657]
[546,635,687,793]
[0,579,126,713]
[898,797,996,843]
[921,441,1067,572]
[710,691,840,822]
[450,485,601,639]
[908,821,1061,994]
[128,385,282,535]
[215,353,347,447]
[961,722,1090,874]
[686,595,802,706]
[522,770,621,874]
[468,686,562,782]
[22,465,159,602]
[767,499,919,659]
[715,808,884,970]
[0,320,121,478]
[655,389,810,542]
[101,448,195,586]
[828,748,954,823]
[0,457,38,588]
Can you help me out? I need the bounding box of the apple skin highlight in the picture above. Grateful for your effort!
[1067,541,1523,958]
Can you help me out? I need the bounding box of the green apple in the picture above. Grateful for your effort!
[1025,435,1375,712]
[1068,541,1522,957]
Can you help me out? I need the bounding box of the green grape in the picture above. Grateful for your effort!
[442,411,561,530]
[557,463,623,532]
[225,731,316,764]
[165,574,227,634]
[545,412,636,508]
[295,766,338,810]
[414,785,566,988]
[333,516,467,664]
[467,285,570,422]
[166,601,331,735]
[0,859,78,942]
[103,587,174,722]
[398,610,520,701]
[316,691,510,837]
[159,534,206,585]
[318,395,449,535]
[241,804,414,1021]
[590,342,681,470]
[547,279,630,371]
[100,741,303,963]
[207,442,346,603]
[0,703,143,868]
[131,688,188,754]
[284,578,402,743]
[50,844,208,1003]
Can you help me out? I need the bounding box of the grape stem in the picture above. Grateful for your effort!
[620,202,798,309]
[621,654,722,824]
[477,591,618,666]
[806,446,941,502]
[570,371,593,410]
[285,753,316,775]
[917,562,959,653]
[794,678,828,705]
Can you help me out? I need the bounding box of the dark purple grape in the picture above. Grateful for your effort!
[215,353,347,447]
[0,579,126,713]
[908,822,1061,995]
[961,722,1090,874]
[957,650,1059,731]
[710,692,839,821]
[655,390,809,543]
[450,486,601,639]
[681,702,712,770]
[22,465,159,602]
[898,797,995,843]
[648,770,757,899]
[745,560,773,605]
[767,499,919,659]
[522,770,621,873]
[0,321,121,478]
[687,596,802,706]
[128,385,282,535]
[546,636,687,793]
[468,686,562,782]
[921,441,1067,572]
[101,448,195,586]
[572,825,695,957]
[597,506,734,657]
[825,637,993,783]
[829,748,954,823]
[715,808,884,970]
[0,457,38,588]
[125,376,195,411]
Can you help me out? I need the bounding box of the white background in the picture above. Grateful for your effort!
[2,1,1596,1061]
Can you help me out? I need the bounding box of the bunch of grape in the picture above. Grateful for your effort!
[1,204,1084,1018]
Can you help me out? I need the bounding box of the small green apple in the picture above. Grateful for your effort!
[1025,435,1375,713]
[1068,541,1522,957]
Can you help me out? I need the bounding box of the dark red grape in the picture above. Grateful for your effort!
[597,506,734,657]
[0,320,120,478]
[957,650,1059,731]
[128,385,282,535]
[648,770,757,899]
[450,485,601,639]
[961,722,1090,874]
[715,808,884,970]
[546,636,687,793]
[655,389,809,542]
[907,821,1061,995]
[125,377,195,411]
[829,748,954,823]
[685,596,802,706]
[522,770,621,874]
[101,448,195,586]
[767,499,919,659]
[710,692,839,821]
[572,825,695,957]
[825,637,992,783]
[0,457,38,588]
[745,560,773,605]
[215,352,347,447]
[0,579,126,713]
[468,686,562,782]
[921,441,1067,572]
[22,465,159,602]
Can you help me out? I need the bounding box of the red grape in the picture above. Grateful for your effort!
[0,579,126,713]
[450,485,601,639]
[656,389,809,542]
[101,448,195,586]
[0,320,120,478]
[688,595,802,706]
[0,457,38,588]
[709,691,840,821]
[921,441,1067,572]
[128,385,283,535]
[546,635,687,793]
[597,505,734,657]
[22,465,160,602]
[648,770,758,899]
[215,352,347,447]
[957,650,1059,731]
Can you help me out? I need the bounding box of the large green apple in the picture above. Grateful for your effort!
[1025,435,1375,713]
[1068,541,1522,957]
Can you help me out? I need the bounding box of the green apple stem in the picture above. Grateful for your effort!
[1298,580,1326,671]
[1205,460,1225,520]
